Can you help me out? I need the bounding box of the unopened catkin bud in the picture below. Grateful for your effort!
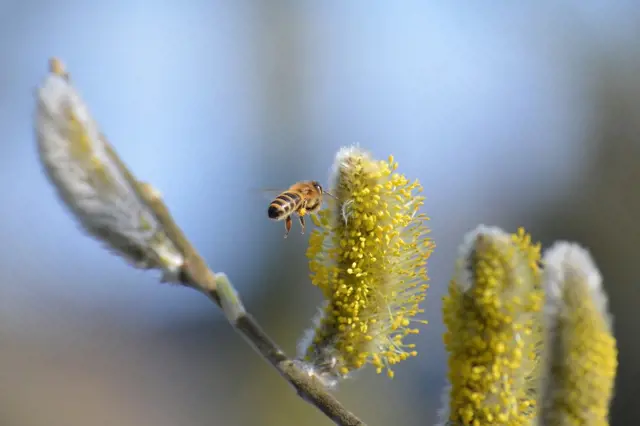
[297,146,434,386]
[34,58,184,282]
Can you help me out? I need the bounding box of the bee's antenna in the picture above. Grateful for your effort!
[324,191,338,199]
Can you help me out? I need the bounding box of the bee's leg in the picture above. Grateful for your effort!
[284,216,292,238]
[298,214,306,234]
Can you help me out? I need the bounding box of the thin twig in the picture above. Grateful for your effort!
[137,181,366,426]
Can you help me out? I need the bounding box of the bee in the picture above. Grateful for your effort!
[267,180,334,238]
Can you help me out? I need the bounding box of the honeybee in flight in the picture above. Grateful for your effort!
[267,180,335,238]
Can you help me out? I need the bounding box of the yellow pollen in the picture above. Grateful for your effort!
[303,149,434,379]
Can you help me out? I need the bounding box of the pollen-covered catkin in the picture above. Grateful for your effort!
[34,58,184,282]
[442,226,543,426]
[539,242,617,426]
[297,146,434,386]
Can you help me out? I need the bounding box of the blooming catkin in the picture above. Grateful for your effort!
[442,226,543,426]
[297,146,434,385]
[539,242,617,426]
[34,58,184,282]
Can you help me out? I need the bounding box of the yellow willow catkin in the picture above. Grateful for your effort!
[442,226,543,426]
[297,146,434,386]
[539,242,617,426]
[34,58,184,282]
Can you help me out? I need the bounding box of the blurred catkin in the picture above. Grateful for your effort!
[538,242,617,426]
[441,226,543,426]
[34,58,184,282]
[297,146,434,386]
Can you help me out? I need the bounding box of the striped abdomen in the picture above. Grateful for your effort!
[268,191,303,220]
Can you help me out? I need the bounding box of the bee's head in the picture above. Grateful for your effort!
[311,181,323,193]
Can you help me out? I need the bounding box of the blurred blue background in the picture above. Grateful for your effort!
[1,2,639,425]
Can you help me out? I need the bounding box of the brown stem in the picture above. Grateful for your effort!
[232,310,364,426]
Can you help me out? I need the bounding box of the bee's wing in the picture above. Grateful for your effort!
[252,188,287,202]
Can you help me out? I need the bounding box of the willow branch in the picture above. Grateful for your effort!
[36,57,365,426]
[137,183,366,426]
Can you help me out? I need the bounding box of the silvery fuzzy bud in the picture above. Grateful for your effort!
[34,58,184,282]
